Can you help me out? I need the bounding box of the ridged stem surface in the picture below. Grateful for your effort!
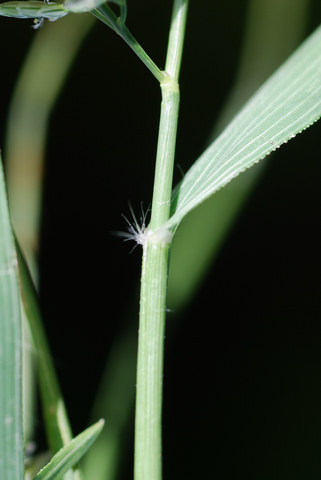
[134,2,189,480]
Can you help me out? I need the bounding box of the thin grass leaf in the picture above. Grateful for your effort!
[166,23,321,230]
[0,1,68,19]
[0,155,24,480]
[32,420,104,480]
[17,241,83,480]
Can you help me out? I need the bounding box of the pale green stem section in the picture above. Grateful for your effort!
[149,0,188,229]
[134,2,189,480]
[163,0,189,84]
[135,241,171,480]
[149,80,180,230]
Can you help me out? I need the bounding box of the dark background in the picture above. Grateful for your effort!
[1,1,321,478]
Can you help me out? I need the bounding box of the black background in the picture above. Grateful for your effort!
[1,1,321,478]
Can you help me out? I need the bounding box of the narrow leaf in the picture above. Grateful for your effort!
[166,23,321,229]
[0,1,68,19]
[17,241,84,480]
[0,155,24,480]
[33,420,104,480]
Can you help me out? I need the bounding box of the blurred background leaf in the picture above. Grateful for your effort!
[5,14,94,284]
[167,0,312,311]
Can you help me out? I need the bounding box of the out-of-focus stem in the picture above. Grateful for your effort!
[5,14,94,284]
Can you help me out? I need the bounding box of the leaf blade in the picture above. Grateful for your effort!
[33,420,104,480]
[0,155,24,480]
[166,24,321,229]
[0,1,68,19]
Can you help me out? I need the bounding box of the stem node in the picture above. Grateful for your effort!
[134,2,189,480]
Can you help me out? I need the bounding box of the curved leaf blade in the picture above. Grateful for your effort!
[0,155,24,480]
[33,420,104,480]
[166,24,321,229]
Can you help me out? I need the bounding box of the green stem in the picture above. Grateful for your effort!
[91,5,165,83]
[134,2,189,480]
[149,78,180,229]
[135,240,171,480]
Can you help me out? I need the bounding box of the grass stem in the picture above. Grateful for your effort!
[134,2,189,480]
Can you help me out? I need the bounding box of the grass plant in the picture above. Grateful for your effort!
[0,1,321,479]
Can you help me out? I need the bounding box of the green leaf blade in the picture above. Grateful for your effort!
[166,24,321,229]
[33,420,104,480]
[0,156,24,480]
[0,1,68,19]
